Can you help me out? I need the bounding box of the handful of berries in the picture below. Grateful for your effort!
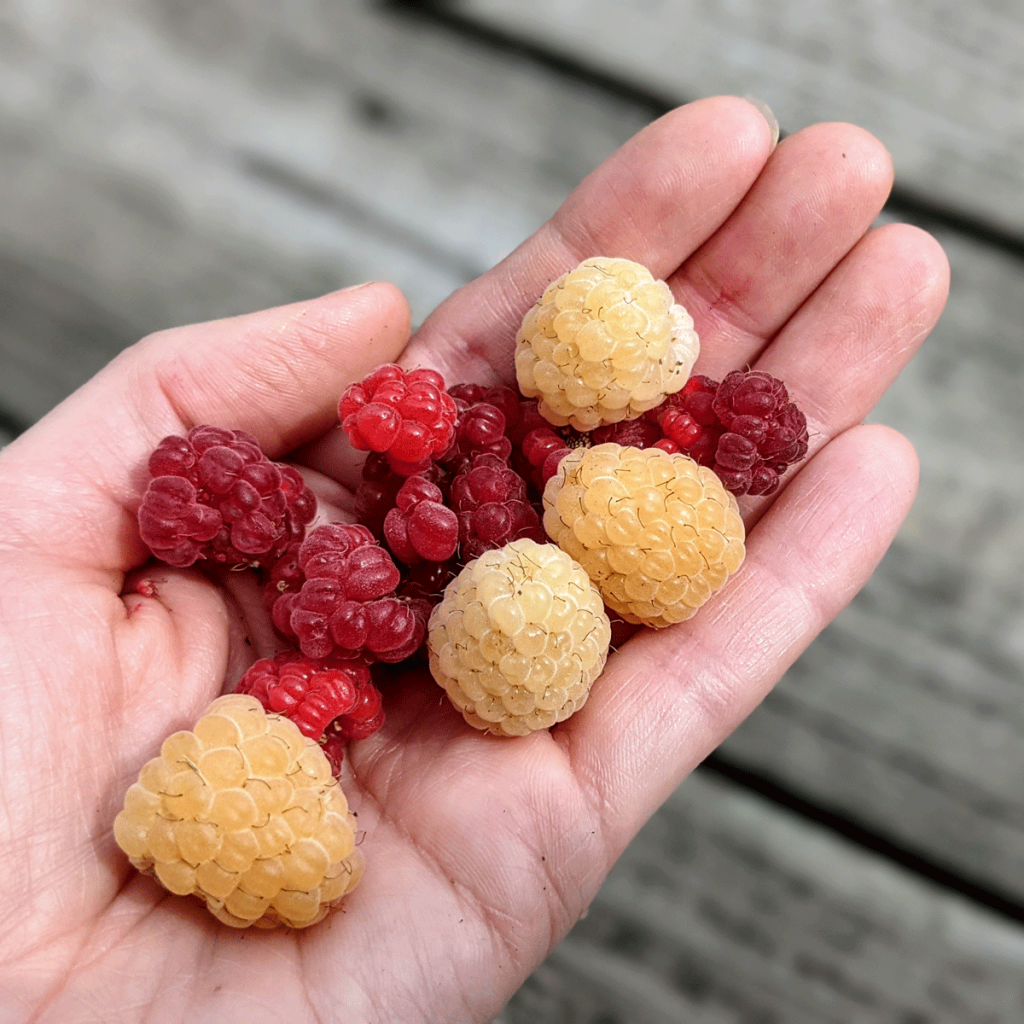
[118,256,810,928]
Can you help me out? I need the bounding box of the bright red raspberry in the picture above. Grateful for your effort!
[235,652,384,775]
[339,364,458,474]
[137,425,316,568]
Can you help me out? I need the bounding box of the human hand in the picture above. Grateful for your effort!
[0,97,948,1023]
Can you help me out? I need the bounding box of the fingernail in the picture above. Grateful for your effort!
[744,96,780,151]
[341,281,376,291]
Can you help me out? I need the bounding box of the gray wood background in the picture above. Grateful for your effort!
[3,0,1024,1020]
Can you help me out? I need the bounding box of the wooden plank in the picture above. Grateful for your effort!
[497,770,1024,1023]
[0,0,648,421]
[719,223,1024,900]
[450,0,1024,238]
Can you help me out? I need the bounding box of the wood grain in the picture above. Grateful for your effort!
[498,769,1024,1023]
[451,0,1024,238]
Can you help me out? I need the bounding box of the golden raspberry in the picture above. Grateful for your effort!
[543,444,745,628]
[427,538,611,736]
[113,694,363,929]
[514,256,699,431]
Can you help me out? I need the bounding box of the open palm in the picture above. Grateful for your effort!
[0,98,948,1023]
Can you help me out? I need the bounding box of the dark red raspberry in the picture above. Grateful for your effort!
[397,558,458,606]
[235,652,384,775]
[590,418,663,449]
[646,371,809,496]
[268,523,426,662]
[339,364,458,475]
[137,425,316,568]
[450,453,545,560]
[383,477,459,564]
[710,371,809,495]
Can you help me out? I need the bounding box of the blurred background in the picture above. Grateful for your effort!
[3,0,1024,1019]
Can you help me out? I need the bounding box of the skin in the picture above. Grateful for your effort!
[0,97,949,1023]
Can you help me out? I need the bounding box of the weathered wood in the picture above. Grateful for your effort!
[0,0,648,421]
[497,769,1024,1023]
[451,0,1024,238]
[719,223,1024,901]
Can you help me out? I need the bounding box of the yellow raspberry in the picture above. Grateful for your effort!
[543,443,745,628]
[514,256,699,431]
[427,538,611,736]
[113,694,363,929]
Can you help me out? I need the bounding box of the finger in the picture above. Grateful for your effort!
[300,97,776,488]
[671,122,895,379]
[557,423,919,856]
[738,222,949,522]
[0,282,410,570]
[401,96,777,385]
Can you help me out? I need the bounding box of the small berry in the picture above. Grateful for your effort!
[449,454,545,560]
[137,426,316,568]
[543,443,745,627]
[113,694,362,929]
[339,364,458,475]
[515,256,699,431]
[268,523,425,662]
[427,539,611,736]
[383,477,459,564]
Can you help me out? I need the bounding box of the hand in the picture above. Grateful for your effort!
[0,97,948,1023]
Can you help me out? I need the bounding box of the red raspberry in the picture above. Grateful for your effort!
[448,383,522,436]
[235,652,384,775]
[590,418,663,449]
[449,453,545,560]
[396,558,458,606]
[339,364,458,475]
[650,375,722,463]
[268,523,426,663]
[383,477,459,564]
[647,372,809,496]
[710,371,809,496]
[137,425,316,568]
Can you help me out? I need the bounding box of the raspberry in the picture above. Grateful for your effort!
[137,425,317,568]
[113,694,363,929]
[427,539,611,736]
[383,477,459,564]
[543,444,745,627]
[268,523,425,663]
[591,417,663,450]
[449,453,545,560]
[235,652,369,738]
[651,374,723,463]
[651,372,809,496]
[339,364,458,475]
[710,370,810,496]
[440,401,514,475]
[514,256,699,431]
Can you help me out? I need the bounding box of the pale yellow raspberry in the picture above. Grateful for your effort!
[427,538,611,736]
[113,694,363,929]
[514,256,699,431]
[543,444,745,628]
